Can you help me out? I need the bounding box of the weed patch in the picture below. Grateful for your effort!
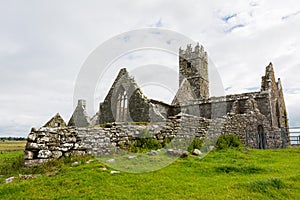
[215,164,265,174]
[187,137,203,153]
[216,134,243,150]
[127,129,162,153]
[242,178,289,198]
[0,152,23,176]
[0,151,93,180]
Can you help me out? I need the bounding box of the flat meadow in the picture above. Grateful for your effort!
[0,141,299,199]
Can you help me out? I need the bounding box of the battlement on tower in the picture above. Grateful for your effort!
[179,43,207,60]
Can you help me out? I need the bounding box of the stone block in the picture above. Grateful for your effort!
[27,132,37,142]
[26,142,38,150]
[66,136,77,143]
[23,159,50,167]
[37,136,50,143]
[24,151,34,160]
[51,151,63,159]
[38,150,52,159]
[71,151,86,157]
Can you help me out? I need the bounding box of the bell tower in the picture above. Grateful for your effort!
[179,43,209,99]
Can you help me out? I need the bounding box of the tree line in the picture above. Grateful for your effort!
[0,137,27,141]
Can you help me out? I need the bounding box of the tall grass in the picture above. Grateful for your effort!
[0,151,93,178]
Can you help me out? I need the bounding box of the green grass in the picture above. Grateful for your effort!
[0,148,300,199]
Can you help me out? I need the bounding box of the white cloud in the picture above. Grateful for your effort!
[0,0,299,136]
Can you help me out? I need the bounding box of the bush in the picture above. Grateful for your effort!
[216,134,243,150]
[128,129,162,153]
[187,137,203,153]
[162,137,173,147]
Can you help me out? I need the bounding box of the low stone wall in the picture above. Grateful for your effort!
[23,114,284,167]
[24,127,87,167]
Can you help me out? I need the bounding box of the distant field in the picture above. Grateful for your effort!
[0,147,300,199]
[0,140,26,151]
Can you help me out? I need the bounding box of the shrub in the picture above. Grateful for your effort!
[215,134,243,150]
[187,137,204,153]
[161,137,173,147]
[128,129,162,153]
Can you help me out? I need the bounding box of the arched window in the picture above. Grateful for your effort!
[116,89,128,122]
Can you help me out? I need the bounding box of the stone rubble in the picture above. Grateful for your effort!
[19,174,35,180]
[193,149,202,156]
[110,171,120,174]
[5,177,14,184]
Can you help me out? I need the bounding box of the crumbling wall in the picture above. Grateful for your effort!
[99,68,166,124]
[68,99,91,127]
[24,113,284,167]
[261,63,289,130]
[178,92,270,120]
[24,127,87,167]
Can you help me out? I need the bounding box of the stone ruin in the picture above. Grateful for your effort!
[23,43,290,166]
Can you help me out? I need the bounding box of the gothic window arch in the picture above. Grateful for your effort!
[116,88,128,122]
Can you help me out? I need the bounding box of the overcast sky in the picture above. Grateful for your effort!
[1,0,300,137]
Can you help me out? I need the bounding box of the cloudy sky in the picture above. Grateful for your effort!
[1,0,300,137]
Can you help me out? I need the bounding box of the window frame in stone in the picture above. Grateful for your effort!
[116,88,128,122]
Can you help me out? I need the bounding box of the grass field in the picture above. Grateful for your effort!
[0,140,26,151]
[0,143,299,199]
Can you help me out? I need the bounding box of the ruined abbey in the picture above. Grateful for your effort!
[68,43,289,144]
[24,43,290,166]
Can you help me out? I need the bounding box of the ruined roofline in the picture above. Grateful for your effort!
[101,67,139,102]
[43,113,67,128]
[261,62,279,92]
[149,99,172,107]
[179,62,281,106]
[179,91,268,106]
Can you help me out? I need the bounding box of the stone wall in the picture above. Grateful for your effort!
[24,127,87,167]
[177,92,271,120]
[24,113,285,167]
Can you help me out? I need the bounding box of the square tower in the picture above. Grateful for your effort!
[179,43,209,99]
